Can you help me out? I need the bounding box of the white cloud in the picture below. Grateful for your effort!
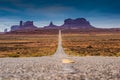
[0,7,20,13]
[0,19,19,32]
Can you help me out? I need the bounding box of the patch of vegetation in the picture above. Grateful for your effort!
[0,34,57,57]
[86,45,93,48]
[63,33,120,56]
[8,53,20,57]
[116,52,120,57]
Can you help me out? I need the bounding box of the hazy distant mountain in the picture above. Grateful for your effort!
[44,18,95,29]
[10,18,95,31]
[4,28,8,33]
[11,21,37,31]
[60,18,95,29]
[7,18,120,34]
[44,22,59,29]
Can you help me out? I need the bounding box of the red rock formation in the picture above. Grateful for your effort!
[11,21,37,31]
[60,18,95,29]
[44,22,59,29]
[44,18,95,29]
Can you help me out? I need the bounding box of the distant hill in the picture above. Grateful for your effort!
[0,32,4,34]
[6,28,120,34]
[61,28,120,34]
[7,29,59,34]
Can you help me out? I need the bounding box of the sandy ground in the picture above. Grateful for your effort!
[0,30,120,80]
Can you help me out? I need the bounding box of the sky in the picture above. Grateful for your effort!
[0,0,120,32]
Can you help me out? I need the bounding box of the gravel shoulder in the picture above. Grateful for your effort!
[1,56,120,80]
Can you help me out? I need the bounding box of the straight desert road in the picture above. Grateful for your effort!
[0,30,120,80]
[53,30,68,58]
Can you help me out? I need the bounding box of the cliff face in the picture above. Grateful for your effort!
[11,21,37,31]
[60,18,95,29]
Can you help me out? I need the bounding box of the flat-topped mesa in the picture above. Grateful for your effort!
[11,21,37,31]
[60,18,95,29]
[44,22,59,29]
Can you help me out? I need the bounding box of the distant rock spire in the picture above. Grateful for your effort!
[20,21,23,26]
[44,21,58,29]
[49,21,53,26]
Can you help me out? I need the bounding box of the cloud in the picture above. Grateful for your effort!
[0,18,19,32]
[0,7,21,13]
[21,5,77,20]
[41,6,72,12]
[26,5,75,13]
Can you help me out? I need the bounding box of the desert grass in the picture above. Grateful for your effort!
[0,34,57,57]
[62,33,120,56]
